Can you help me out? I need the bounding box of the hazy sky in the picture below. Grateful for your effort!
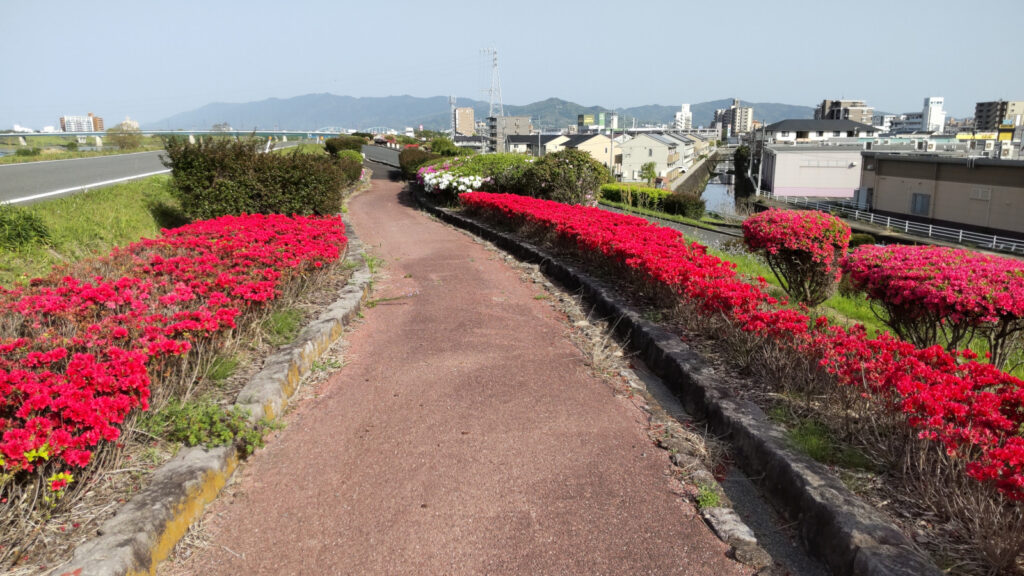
[3,0,1021,129]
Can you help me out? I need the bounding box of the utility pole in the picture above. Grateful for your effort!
[756,122,766,196]
[449,95,456,138]
[608,118,615,181]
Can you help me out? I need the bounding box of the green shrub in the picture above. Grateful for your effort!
[337,149,364,182]
[138,397,268,457]
[399,148,441,180]
[15,147,40,157]
[0,204,50,249]
[848,232,876,248]
[522,149,611,205]
[456,154,533,195]
[662,192,706,219]
[163,136,352,220]
[695,484,721,510]
[324,135,366,156]
[64,141,79,152]
[600,184,672,210]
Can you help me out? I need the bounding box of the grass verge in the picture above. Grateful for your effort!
[0,174,185,287]
[599,198,727,232]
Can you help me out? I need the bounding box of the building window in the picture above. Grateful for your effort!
[781,131,789,137]
[817,131,824,137]
[648,149,653,157]
[833,131,841,137]
[910,193,931,216]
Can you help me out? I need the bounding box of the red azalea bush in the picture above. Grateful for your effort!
[0,214,347,494]
[743,209,851,306]
[460,192,1024,503]
[842,244,1024,370]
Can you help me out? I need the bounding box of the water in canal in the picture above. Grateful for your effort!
[699,160,755,220]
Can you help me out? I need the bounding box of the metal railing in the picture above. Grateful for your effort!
[772,195,1024,255]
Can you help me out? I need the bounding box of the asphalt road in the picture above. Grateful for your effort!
[0,143,308,205]
[0,150,169,204]
[362,144,399,167]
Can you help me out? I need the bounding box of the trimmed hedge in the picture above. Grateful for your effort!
[163,136,354,220]
[663,193,705,219]
[337,149,364,182]
[399,148,442,180]
[600,184,705,219]
[848,232,876,248]
[600,184,673,210]
[324,135,367,156]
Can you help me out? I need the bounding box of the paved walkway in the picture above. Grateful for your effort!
[166,178,750,575]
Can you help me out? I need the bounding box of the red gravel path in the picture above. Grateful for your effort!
[165,180,751,576]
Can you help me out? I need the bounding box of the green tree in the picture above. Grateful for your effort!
[523,149,611,205]
[414,129,445,140]
[106,122,142,150]
[639,161,657,186]
[429,136,461,156]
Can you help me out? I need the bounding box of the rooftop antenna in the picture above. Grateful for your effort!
[482,48,503,118]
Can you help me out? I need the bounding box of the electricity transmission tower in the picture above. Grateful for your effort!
[483,48,503,118]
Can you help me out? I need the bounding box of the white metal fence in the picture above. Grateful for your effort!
[773,196,1024,255]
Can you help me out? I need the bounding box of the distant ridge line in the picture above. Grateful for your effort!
[149,94,815,132]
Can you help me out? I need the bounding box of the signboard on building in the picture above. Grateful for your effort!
[579,114,595,125]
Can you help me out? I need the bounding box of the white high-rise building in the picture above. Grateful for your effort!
[922,97,946,133]
[673,104,692,130]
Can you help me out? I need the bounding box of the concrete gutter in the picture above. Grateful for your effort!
[53,219,372,576]
[417,194,941,576]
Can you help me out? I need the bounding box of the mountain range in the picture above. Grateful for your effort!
[149,94,815,132]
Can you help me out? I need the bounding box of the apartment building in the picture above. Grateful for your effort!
[453,107,475,136]
[974,100,1024,130]
[714,99,754,136]
[815,99,874,125]
[486,115,532,153]
[59,112,103,132]
[673,104,692,130]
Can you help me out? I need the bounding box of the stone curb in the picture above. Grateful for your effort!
[417,194,940,576]
[53,217,372,576]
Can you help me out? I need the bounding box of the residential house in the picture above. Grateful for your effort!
[661,133,696,169]
[453,135,486,153]
[682,134,711,158]
[619,133,682,183]
[763,119,876,143]
[555,134,619,169]
[505,134,566,156]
